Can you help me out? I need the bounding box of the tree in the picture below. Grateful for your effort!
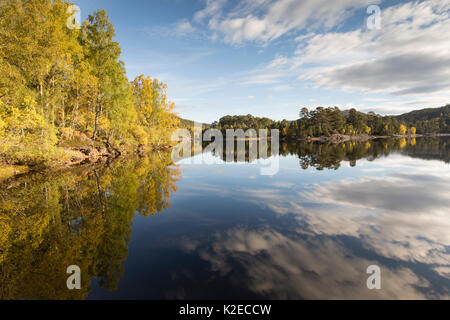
[132,75,179,147]
[399,124,407,135]
[0,152,180,299]
[0,2,181,168]
[0,0,78,165]
[80,10,123,140]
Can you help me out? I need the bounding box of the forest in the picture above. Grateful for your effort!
[212,105,450,139]
[0,0,180,171]
[395,105,450,134]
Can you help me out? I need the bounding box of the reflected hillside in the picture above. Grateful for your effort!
[284,137,450,170]
[401,137,450,163]
[177,137,450,169]
[0,153,180,300]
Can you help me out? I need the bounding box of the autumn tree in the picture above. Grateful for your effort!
[399,124,407,135]
[132,75,180,148]
[0,2,181,168]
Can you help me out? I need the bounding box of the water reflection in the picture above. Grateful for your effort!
[0,138,449,299]
[211,159,450,299]
[190,227,433,299]
[284,137,450,170]
[0,153,179,299]
[192,137,450,168]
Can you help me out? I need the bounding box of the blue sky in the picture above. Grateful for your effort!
[74,0,450,123]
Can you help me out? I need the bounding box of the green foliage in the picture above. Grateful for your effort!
[295,107,408,137]
[0,152,180,299]
[279,137,450,170]
[212,115,277,134]
[132,75,180,147]
[0,1,179,168]
[211,105,449,139]
[395,105,450,134]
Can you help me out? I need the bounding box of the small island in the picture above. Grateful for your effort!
[210,105,450,142]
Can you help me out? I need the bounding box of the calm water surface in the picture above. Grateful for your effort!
[1,138,449,299]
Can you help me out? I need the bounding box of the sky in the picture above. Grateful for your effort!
[73,0,450,123]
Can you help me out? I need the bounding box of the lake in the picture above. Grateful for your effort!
[1,137,449,300]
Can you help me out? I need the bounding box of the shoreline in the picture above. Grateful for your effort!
[0,140,173,183]
[1,133,449,182]
[294,133,450,143]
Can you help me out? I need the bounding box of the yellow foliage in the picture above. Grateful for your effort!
[399,138,407,149]
[399,124,407,135]
[0,152,180,299]
[0,1,181,167]
[132,75,180,148]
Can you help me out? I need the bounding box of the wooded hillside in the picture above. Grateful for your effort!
[0,0,179,168]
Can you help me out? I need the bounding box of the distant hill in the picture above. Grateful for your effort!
[393,104,450,134]
[178,118,210,130]
[338,105,450,121]
[396,104,450,121]
[341,109,373,117]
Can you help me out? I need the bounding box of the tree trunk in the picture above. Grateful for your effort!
[62,96,65,128]
[92,106,99,140]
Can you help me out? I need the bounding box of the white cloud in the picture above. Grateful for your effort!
[267,55,289,68]
[242,0,450,113]
[240,70,286,85]
[271,84,294,92]
[151,0,450,116]
[303,53,450,95]
[194,0,228,23]
[174,19,196,35]
[197,0,378,44]
[300,1,450,100]
[146,18,198,39]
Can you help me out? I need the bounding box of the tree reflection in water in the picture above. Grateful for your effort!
[0,152,180,300]
[1,137,449,299]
